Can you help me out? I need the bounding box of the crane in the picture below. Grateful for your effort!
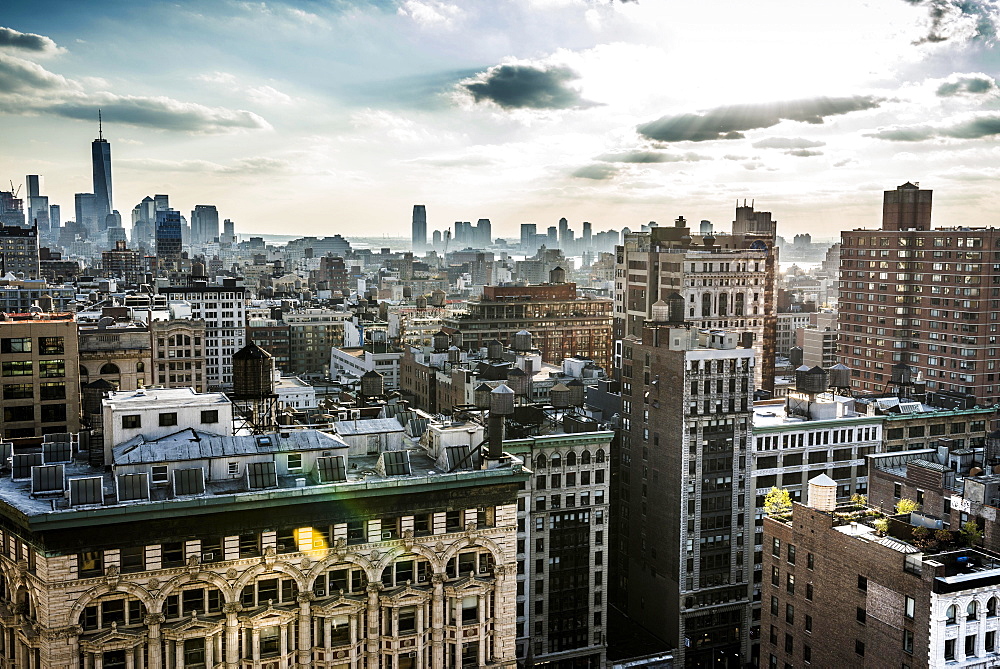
[7,181,21,198]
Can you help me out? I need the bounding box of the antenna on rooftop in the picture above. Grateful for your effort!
[98,109,103,141]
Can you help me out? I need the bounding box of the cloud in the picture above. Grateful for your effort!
[936,73,998,96]
[406,155,499,167]
[903,0,1000,44]
[785,149,823,157]
[636,96,882,142]
[398,1,464,28]
[460,63,595,110]
[572,164,619,180]
[723,154,749,161]
[0,54,270,134]
[0,27,63,55]
[597,150,709,163]
[246,85,294,106]
[867,115,1000,141]
[751,137,826,149]
[120,156,289,174]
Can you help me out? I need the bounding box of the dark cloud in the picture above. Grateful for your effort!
[461,63,594,110]
[597,150,709,163]
[785,149,823,157]
[752,137,826,149]
[903,0,999,44]
[50,96,270,133]
[0,27,61,54]
[868,115,1000,141]
[572,164,619,180]
[0,54,270,134]
[636,96,882,142]
[936,74,997,96]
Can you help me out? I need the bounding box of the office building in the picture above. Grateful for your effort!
[0,398,526,668]
[101,240,144,286]
[155,210,183,270]
[616,320,754,667]
[191,204,220,245]
[442,272,613,372]
[615,205,778,392]
[78,319,152,392]
[150,319,209,392]
[0,191,24,228]
[92,116,114,226]
[0,312,80,438]
[75,192,98,234]
[412,204,427,254]
[520,223,537,253]
[49,204,60,230]
[160,279,247,389]
[839,182,1000,406]
[25,175,49,235]
[0,224,40,279]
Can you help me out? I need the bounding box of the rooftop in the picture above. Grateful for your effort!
[104,387,231,409]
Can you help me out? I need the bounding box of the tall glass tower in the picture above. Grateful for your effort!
[412,204,426,253]
[92,111,113,229]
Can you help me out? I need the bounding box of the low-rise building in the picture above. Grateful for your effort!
[330,342,404,391]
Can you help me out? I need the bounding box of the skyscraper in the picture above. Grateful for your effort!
[412,204,427,253]
[91,112,113,226]
[74,193,98,234]
[155,210,183,269]
[25,175,48,234]
[191,204,219,245]
[520,223,537,253]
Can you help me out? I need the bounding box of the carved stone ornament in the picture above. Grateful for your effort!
[370,549,380,562]
[226,568,238,581]
[402,529,414,550]
[431,573,445,585]
[187,555,201,573]
[300,556,311,570]
[434,541,445,553]
[263,546,277,569]
[147,577,160,590]
[222,602,243,615]
[105,564,121,588]
[143,613,165,626]
[296,592,315,604]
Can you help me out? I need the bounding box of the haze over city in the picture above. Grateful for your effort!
[3,0,1000,237]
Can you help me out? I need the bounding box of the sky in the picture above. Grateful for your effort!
[2,0,1000,240]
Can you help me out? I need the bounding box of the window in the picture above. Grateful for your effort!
[946,604,957,625]
[772,538,780,557]
[803,644,811,664]
[856,607,866,624]
[987,631,996,653]
[1,361,31,376]
[988,597,998,617]
[945,638,956,661]
[804,615,812,632]
[770,596,779,616]
[807,553,814,570]
[122,415,141,429]
[968,600,979,620]
[41,404,65,423]
[200,410,218,424]
[38,336,63,355]
[786,604,794,624]
[287,453,302,471]
[159,412,178,427]
[787,544,796,564]
[39,382,65,400]
[79,550,103,577]
[151,465,168,485]
[2,384,31,400]
[966,634,977,658]
[786,574,795,595]
[905,596,915,619]
[1,338,31,353]
[857,575,867,591]
[771,566,779,586]
[38,359,65,378]
[855,640,864,657]
[805,583,813,601]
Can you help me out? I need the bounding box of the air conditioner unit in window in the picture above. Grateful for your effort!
[314,586,326,597]
[382,531,394,540]
[202,551,216,562]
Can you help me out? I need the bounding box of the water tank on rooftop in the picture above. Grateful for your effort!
[490,384,515,415]
[513,330,533,352]
[793,365,812,391]
[415,295,427,309]
[567,378,585,407]
[430,289,446,307]
[450,331,464,350]
[550,383,571,408]
[448,346,461,364]
[232,341,275,399]
[360,370,384,398]
[789,346,803,368]
[651,300,670,322]
[807,474,838,512]
[549,266,566,284]
[487,339,504,360]
[507,367,529,396]
[892,363,913,386]
[668,292,685,323]
[828,363,851,389]
[432,330,450,352]
[475,383,493,409]
[798,366,828,394]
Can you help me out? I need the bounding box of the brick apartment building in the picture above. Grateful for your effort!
[839,182,1000,406]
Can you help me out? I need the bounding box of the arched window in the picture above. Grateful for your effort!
[947,605,957,624]
[581,450,591,465]
[535,454,546,470]
[566,452,577,467]
[596,449,606,463]
[100,363,120,375]
[79,365,89,378]
[988,597,998,617]
[968,600,978,620]
[550,453,561,469]
[136,362,145,373]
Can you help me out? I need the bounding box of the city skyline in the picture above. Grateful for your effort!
[3,1,1000,238]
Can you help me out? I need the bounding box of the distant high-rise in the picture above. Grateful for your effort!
[476,218,491,248]
[91,112,113,226]
[25,175,48,234]
[222,218,236,245]
[49,204,60,230]
[520,223,537,252]
[558,217,569,248]
[191,204,220,245]
[155,210,183,269]
[547,226,558,247]
[0,191,25,228]
[582,220,592,248]
[74,193,98,234]
[154,194,170,212]
[412,205,427,253]
[881,181,932,231]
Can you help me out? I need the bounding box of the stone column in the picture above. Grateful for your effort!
[203,635,213,669]
[297,593,313,667]
[174,640,184,669]
[223,602,242,669]
[69,634,81,669]
[252,628,260,663]
[144,614,164,669]
[94,650,104,669]
[431,574,445,669]
[125,648,135,669]
[366,583,381,665]
[279,622,288,668]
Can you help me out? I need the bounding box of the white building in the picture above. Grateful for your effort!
[102,387,233,461]
[330,342,404,391]
[274,373,317,410]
